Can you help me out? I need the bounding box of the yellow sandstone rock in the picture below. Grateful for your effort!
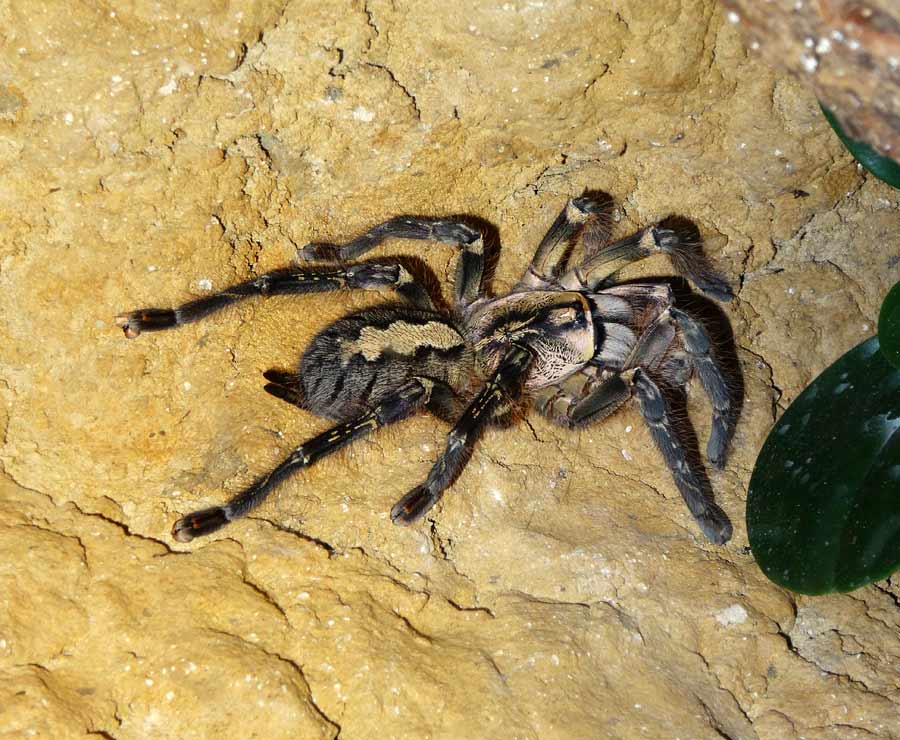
[0,1,897,738]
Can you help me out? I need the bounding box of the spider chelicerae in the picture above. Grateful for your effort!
[117,193,736,545]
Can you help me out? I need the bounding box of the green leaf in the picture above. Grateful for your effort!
[879,281,900,370]
[747,337,900,594]
[820,104,900,189]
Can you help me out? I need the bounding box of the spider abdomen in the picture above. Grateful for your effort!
[300,306,474,421]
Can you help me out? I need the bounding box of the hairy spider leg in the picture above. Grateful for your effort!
[557,227,734,302]
[669,307,734,468]
[171,378,434,542]
[631,368,732,545]
[515,196,608,291]
[298,216,486,307]
[115,262,432,338]
[621,304,733,539]
[534,365,633,427]
[390,345,532,524]
[621,299,735,468]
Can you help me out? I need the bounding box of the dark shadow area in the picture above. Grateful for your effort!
[373,253,451,313]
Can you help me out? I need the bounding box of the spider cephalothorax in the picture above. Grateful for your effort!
[117,194,737,545]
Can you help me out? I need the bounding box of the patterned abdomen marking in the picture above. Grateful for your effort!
[301,307,473,421]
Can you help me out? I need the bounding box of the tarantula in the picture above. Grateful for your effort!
[117,194,736,545]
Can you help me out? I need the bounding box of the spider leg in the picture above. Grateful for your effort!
[534,366,632,427]
[669,307,734,468]
[630,368,732,544]
[558,227,733,301]
[516,196,608,290]
[116,261,432,338]
[390,345,532,524]
[298,216,485,307]
[618,301,733,468]
[171,378,433,542]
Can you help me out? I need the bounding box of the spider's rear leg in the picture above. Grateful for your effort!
[631,368,732,544]
[116,261,433,338]
[299,216,486,307]
[516,196,610,291]
[172,377,434,542]
[263,369,306,409]
[390,345,532,525]
[558,227,733,302]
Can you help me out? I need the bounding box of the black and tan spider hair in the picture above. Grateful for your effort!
[117,193,737,545]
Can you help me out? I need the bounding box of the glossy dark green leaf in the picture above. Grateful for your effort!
[747,337,900,594]
[879,281,900,370]
[820,104,900,189]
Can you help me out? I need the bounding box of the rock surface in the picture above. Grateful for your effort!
[0,0,898,738]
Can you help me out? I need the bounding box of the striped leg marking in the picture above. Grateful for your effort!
[298,216,486,307]
[172,379,433,542]
[631,369,732,544]
[390,346,532,524]
[116,262,433,338]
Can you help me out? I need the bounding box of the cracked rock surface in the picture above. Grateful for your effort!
[1,0,898,737]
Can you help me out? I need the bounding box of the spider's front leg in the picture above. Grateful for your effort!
[390,345,532,524]
[299,215,486,307]
[668,307,734,467]
[596,288,735,467]
[558,227,733,302]
[631,368,732,544]
[515,196,610,291]
[172,378,434,542]
[116,261,432,338]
